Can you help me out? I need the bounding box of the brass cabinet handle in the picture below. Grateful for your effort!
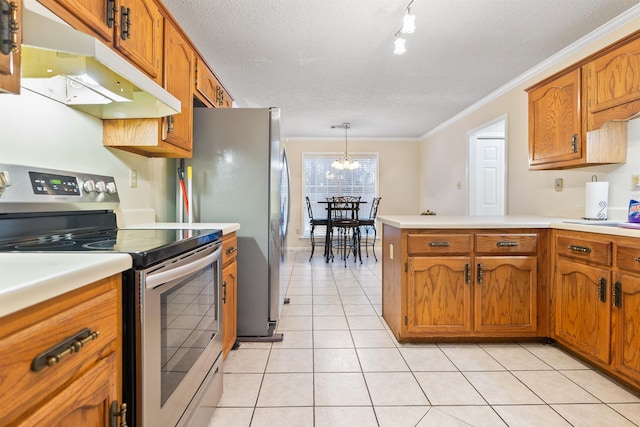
[226,246,237,255]
[31,328,100,372]
[429,241,450,247]
[571,134,578,153]
[106,0,116,28]
[568,245,592,254]
[496,241,518,247]
[598,277,607,303]
[612,281,622,308]
[222,280,227,304]
[477,263,483,284]
[120,6,131,40]
[111,401,128,427]
[464,263,470,284]
[0,0,19,55]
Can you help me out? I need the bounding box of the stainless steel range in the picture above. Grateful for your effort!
[0,164,224,427]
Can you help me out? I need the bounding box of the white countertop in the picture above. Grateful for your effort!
[125,222,240,235]
[0,253,132,318]
[377,215,640,238]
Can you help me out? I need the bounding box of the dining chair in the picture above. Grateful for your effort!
[305,196,328,261]
[359,197,381,261]
[328,196,362,267]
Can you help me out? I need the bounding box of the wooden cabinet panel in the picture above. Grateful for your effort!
[161,19,194,152]
[554,258,611,365]
[528,68,583,168]
[475,234,537,254]
[474,256,537,333]
[0,0,21,94]
[556,234,611,266]
[0,275,122,427]
[222,232,237,359]
[616,244,640,275]
[195,55,232,108]
[115,0,163,81]
[406,256,472,334]
[47,0,113,42]
[612,273,640,387]
[586,33,640,130]
[407,233,471,255]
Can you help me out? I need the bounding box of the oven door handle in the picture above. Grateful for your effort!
[145,245,222,289]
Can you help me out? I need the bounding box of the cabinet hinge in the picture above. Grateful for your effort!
[404,316,408,325]
[110,401,128,427]
[404,262,408,272]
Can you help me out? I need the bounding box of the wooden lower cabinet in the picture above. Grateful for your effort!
[0,275,124,427]
[221,232,238,358]
[386,227,544,341]
[407,256,472,334]
[474,256,537,334]
[612,272,640,386]
[554,258,612,365]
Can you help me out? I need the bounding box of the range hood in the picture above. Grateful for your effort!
[19,8,180,119]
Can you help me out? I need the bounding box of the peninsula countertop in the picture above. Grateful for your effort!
[377,215,640,238]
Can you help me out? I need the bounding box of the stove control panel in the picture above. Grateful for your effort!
[0,164,120,213]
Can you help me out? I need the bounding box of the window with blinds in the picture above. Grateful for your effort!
[302,153,378,238]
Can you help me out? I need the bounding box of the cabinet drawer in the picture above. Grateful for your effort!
[0,282,118,426]
[475,234,537,254]
[617,245,640,274]
[556,235,611,265]
[407,234,471,255]
[222,233,238,265]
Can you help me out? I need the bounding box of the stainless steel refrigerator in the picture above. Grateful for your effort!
[187,107,289,338]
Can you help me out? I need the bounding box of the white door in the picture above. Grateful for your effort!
[468,118,506,216]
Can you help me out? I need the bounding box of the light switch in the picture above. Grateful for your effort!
[129,169,138,188]
[554,178,563,192]
[389,244,394,260]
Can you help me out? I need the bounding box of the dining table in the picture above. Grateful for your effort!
[317,199,367,264]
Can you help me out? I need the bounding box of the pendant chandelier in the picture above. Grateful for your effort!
[331,122,360,170]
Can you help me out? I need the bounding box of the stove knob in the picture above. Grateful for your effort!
[95,181,107,193]
[105,182,117,194]
[0,171,11,189]
[83,180,96,193]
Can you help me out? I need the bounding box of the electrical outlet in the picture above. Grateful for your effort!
[554,177,563,192]
[456,181,462,190]
[632,174,640,191]
[129,169,138,188]
[389,244,394,260]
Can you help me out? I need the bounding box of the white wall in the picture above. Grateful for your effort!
[0,90,177,221]
[420,16,640,220]
[283,137,420,248]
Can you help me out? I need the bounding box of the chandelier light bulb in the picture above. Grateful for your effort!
[401,12,415,34]
[394,37,406,55]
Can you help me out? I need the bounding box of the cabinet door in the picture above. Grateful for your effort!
[475,256,537,334]
[528,68,582,168]
[406,256,472,334]
[586,35,640,130]
[17,353,118,426]
[222,260,237,359]
[0,0,21,94]
[162,19,194,152]
[115,0,162,81]
[612,273,640,387]
[554,258,611,364]
[48,0,114,42]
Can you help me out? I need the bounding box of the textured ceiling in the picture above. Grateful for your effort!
[161,0,640,138]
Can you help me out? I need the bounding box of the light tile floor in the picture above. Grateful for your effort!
[194,249,640,427]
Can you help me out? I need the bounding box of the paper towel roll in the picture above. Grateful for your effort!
[585,182,609,219]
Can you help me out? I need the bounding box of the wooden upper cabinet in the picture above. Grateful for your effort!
[195,55,232,108]
[161,19,194,152]
[0,0,21,94]
[114,0,163,81]
[586,33,640,130]
[39,0,163,83]
[528,68,583,169]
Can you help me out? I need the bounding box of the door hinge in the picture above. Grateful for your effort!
[404,262,408,272]
[111,401,128,427]
[404,316,408,325]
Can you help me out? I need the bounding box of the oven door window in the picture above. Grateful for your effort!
[161,264,218,406]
